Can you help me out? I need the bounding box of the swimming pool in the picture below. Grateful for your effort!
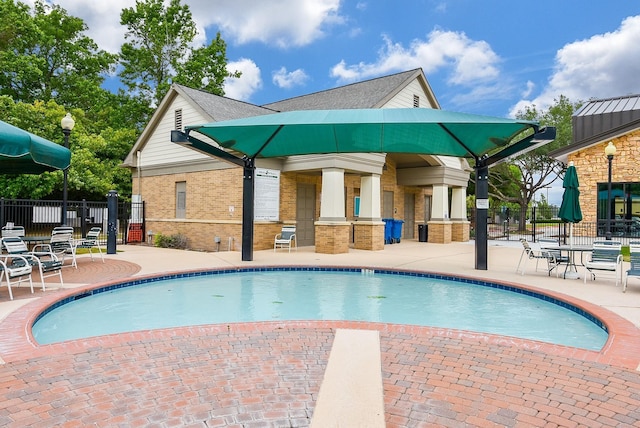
[32,267,609,350]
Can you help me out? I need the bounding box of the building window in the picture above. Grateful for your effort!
[596,181,640,237]
[176,181,186,219]
[175,109,183,131]
[413,95,420,108]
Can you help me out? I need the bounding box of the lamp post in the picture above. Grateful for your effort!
[604,141,616,240]
[60,113,75,225]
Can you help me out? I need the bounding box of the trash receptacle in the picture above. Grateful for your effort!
[418,224,428,242]
[391,219,404,243]
[382,218,393,244]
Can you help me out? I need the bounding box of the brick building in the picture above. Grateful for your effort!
[551,94,640,236]
[122,69,472,253]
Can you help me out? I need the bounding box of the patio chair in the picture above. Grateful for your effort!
[584,240,623,287]
[74,227,104,263]
[516,238,558,276]
[623,241,640,293]
[32,226,77,269]
[0,236,64,291]
[274,225,296,252]
[0,254,34,300]
[1,225,25,238]
[538,237,570,277]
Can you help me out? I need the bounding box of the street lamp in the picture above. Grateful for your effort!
[60,113,75,225]
[604,141,616,240]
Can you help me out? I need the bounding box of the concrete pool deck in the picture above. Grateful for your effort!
[1,240,640,426]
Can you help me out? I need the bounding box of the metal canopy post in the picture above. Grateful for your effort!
[241,157,255,261]
[475,158,489,270]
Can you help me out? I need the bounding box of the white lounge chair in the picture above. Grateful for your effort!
[74,227,104,263]
[274,226,296,252]
[1,236,63,291]
[584,240,623,287]
[623,241,640,293]
[516,238,557,276]
[0,254,34,300]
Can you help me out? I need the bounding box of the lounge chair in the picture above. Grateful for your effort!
[274,226,296,252]
[583,240,623,287]
[623,241,640,293]
[1,225,25,238]
[538,237,570,277]
[516,238,557,276]
[0,236,64,291]
[74,227,104,263]
[0,254,33,300]
[32,226,77,269]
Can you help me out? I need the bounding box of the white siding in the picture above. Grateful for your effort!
[382,80,437,109]
[140,97,212,168]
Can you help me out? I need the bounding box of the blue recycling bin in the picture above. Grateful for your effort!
[382,218,393,244]
[391,219,404,243]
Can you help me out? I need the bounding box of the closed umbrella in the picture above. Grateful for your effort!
[558,162,582,278]
[0,120,71,174]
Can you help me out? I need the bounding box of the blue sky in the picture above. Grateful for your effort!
[38,0,640,118]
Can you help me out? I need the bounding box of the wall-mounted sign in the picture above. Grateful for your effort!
[254,168,280,221]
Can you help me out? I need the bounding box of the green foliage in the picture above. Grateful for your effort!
[119,0,238,106]
[154,233,188,249]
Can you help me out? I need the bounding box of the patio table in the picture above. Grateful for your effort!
[557,245,592,279]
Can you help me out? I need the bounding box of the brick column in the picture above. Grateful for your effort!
[315,222,351,254]
[353,221,385,250]
[427,221,452,243]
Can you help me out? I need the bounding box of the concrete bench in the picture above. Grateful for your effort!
[310,329,385,428]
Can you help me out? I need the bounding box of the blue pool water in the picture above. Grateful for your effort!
[32,268,608,350]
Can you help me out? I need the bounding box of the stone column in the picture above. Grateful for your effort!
[450,186,470,242]
[316,168,350,254]
[428,184,452,243]
[354,174,384,250]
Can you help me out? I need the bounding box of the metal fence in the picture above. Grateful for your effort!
[470,206,640,246]
[0,198,145,245]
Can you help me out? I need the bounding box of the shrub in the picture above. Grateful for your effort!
[154,233,188,249]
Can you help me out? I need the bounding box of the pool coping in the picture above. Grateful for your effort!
[2,265,640,370]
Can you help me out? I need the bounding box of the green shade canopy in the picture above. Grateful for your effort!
[185,108,540,159]
[0,120,71,174]
[558,164,582,223]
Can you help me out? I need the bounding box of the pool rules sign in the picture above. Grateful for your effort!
[254,168,280,221]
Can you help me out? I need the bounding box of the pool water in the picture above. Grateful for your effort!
[32,269,608,350]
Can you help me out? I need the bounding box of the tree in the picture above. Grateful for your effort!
[482,96,582,229]
[0,0,117,113]
[0,96,132,200]
[119,0,239,107]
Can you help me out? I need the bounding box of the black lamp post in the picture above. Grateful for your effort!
[60,113,75,225]
[604,141,616,240]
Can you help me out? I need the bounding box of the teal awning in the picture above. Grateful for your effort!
[185,108,541,159]
[0,120,71,174]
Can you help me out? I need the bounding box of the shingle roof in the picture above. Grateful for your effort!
[174,85,275,121]
[262,69,426,111]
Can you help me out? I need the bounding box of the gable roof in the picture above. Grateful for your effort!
[262,68,439,111]
[551,94,640,163]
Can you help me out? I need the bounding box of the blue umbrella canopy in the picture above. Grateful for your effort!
[558,163,582,223]
[0,120,71,174]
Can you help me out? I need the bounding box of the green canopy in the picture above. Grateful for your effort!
[186,108,540,159]
[558,164,582,224]
[0,120,71,174]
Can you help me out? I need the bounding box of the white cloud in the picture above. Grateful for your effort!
[190,0,344,48]
[509,15,640,117]
[272,67,309,89]
[224,58,262,101]
[330,29,501,86]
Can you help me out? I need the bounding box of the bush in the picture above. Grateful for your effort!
[154,233,188,249]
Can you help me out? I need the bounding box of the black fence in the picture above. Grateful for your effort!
[0,198,145,245]
[469,206,640,246]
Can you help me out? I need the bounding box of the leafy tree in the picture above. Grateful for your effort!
[119,0,239,107]
[0,0,117,113]
[477,95,582,229]
[0,97,132,200]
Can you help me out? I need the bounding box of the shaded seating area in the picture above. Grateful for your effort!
[1,236,64,291]
[584,240,623,287]
[74,227,104,263]
[516,238,559,276]
[623,241,640,293]
[0,254,33,300]
[274,226,296,252]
